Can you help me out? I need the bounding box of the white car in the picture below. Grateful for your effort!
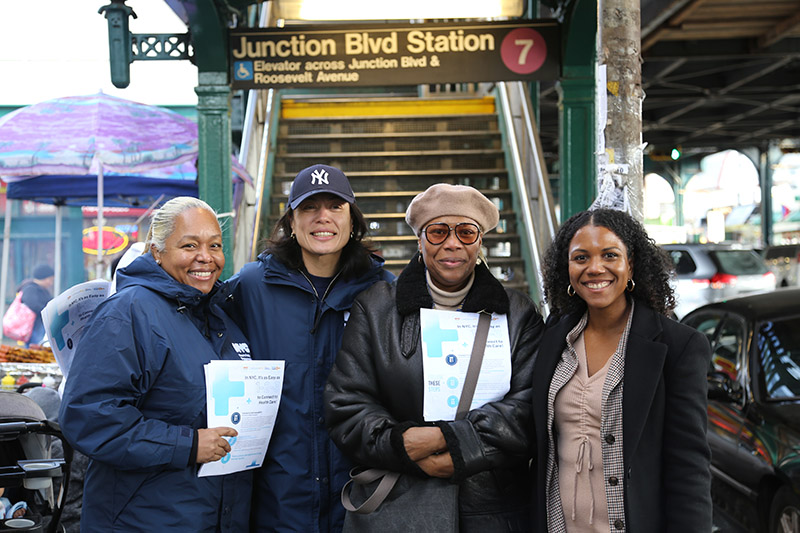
[662,243,776,319]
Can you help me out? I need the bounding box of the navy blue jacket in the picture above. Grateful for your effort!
[224,253,393,533]
[60,254,253,533]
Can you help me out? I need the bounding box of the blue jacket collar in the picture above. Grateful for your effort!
[257,252,389,311]
[116,254,228,308]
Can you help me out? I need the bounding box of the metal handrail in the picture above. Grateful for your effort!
[496,81,558,315]
[249,88,277,260]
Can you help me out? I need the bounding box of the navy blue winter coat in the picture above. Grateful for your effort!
[59,254,253,533]
[224,253,393,533]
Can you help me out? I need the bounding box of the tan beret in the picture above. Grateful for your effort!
[405,183,500,236]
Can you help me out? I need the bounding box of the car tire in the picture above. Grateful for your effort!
[769,486,800,533]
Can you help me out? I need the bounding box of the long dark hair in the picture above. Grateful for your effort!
[542,208,676,317]
[264,202,378,280]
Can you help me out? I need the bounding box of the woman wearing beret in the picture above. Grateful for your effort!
[325,183,544,531]
[531,208,712,532]
[224,164,393,532]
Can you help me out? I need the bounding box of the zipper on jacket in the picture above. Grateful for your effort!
[300,269,342,334]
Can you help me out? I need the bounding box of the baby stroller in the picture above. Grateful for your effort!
[0,390,71,532]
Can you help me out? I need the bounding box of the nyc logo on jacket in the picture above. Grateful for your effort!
[232,342,252,360]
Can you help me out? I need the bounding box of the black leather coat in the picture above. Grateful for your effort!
[325,256,544,531]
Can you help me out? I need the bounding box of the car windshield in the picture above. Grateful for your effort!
[758,317,800,400]
[711,250,767,275]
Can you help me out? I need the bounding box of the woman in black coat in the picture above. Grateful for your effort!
[531,208,712,532]
[326,184,544,531]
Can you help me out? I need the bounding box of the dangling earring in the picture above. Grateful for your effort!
[350,231,354,239]
[566,284,575,297]
[626,278,636,292]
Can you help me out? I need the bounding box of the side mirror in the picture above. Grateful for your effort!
[708,371,742,402]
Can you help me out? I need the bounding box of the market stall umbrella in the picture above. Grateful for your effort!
[0,93,250,299]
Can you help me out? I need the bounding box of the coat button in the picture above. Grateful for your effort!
[608,476,618,486]
[605,434,615,444]
[614,519,624,530]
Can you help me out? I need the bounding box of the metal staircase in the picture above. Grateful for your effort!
[240,86,556,308]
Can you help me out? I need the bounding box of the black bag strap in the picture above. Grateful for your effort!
[342,312,492,515]
[455,312,491,421]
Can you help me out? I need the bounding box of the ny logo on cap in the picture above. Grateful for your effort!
[310,168,329,185]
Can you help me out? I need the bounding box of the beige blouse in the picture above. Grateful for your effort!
[554,331,611,532]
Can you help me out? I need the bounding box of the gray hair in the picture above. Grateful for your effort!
[144,196,218,253]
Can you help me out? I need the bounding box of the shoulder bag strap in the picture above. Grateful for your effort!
[455,312,491,420]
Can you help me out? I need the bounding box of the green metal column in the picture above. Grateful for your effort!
[184,1,235,279]
[195,72,233,279]
[559,0,597,220]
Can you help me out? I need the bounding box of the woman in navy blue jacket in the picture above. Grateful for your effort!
[60,197,253,532]
[224,164,393,532]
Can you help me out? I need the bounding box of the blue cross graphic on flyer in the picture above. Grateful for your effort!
[421,315,459,358]
[212,365,245,416]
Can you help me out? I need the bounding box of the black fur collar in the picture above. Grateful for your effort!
[395,252,509,316]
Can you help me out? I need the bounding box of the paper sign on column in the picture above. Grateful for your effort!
[420,309,511,422]
[198,359,285,477]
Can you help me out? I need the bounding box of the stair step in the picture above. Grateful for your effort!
[272,189,512,199]
[382,256,526,267]
[281,130,501,140]
[273,168,508,179]
[280,149,504,158]
[370,233,521,243]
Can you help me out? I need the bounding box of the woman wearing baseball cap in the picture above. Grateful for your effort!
[224,164,393,532]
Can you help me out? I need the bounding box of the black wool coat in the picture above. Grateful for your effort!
[325,257,544,530]
[530,303,713,532]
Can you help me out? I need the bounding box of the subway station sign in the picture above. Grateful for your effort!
[230,20,559,89]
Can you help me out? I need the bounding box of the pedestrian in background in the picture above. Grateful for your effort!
[19,263,54,347]
[325,183,543,531]
[224,164,393,532]
[531,208,712,532]
[59,197,252,532]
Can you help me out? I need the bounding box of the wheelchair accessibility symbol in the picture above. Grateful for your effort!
[234,61,254,80]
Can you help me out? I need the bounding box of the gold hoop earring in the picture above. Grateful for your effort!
[567,284,576,297]
[626,278,635,292]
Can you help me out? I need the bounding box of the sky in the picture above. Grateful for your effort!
[0,1,198,106]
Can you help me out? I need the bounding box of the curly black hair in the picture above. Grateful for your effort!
[542,208,676,317]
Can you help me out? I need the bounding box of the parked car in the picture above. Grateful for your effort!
[681,288,800,532]
[762,244,800,288]
[663,243,776,318]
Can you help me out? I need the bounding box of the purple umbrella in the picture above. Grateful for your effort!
[0,92,251,294]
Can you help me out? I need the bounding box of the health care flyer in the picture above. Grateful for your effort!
[199,359,285,477]
[419,309,511,421]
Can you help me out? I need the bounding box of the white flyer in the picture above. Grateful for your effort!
[42,279,111,379]
[198,359,285,477]
[420,309,511,422]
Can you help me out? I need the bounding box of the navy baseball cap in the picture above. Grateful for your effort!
[288,164,356,210]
